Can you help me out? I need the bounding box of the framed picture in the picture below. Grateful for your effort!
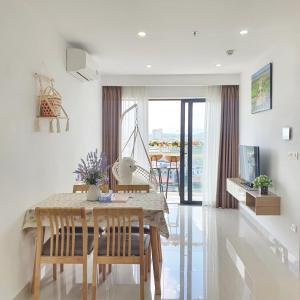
[251,63,272,114]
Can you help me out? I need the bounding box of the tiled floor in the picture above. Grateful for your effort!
[21,205,300,300]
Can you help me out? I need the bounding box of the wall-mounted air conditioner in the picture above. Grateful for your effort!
[66,48,100,82]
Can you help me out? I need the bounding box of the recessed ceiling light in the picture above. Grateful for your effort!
[138,31,147,37]
[240,29,248,36]
[146,64,152,68]
[216,64,222,67]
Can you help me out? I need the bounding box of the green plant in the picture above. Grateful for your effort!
[252,175,272,188]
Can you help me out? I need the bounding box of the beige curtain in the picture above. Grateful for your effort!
[102,86,122,190]
[216,86,239,208]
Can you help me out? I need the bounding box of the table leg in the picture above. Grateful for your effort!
[150,226,161,295]
[31,239,37,294]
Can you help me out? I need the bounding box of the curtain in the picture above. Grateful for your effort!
[216,85,239,208]
[121,87,149,169]
[203,86,221,206]
[102,86,122,190]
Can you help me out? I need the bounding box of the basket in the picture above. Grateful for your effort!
[39,86,62,117]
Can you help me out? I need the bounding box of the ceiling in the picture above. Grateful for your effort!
[26,0,300,75]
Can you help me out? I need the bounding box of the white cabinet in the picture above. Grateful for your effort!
[226,178,246,202]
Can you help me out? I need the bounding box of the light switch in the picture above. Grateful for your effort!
[288,152,299,160]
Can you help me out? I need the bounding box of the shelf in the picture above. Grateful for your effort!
[37,116,68,120]
[227,178,280,215]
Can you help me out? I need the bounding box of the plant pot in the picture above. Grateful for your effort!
[260,186,269,195]
[86,185,101,201]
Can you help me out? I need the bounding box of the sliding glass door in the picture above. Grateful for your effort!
[180,99,206,205]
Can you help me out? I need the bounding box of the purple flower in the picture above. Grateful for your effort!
[74,150,108,185]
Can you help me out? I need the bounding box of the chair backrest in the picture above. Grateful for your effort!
[93,207,144,257]
[35,207,87,257]
[115,184,150,193]
[73,184,106,193]
[73,184,89,193]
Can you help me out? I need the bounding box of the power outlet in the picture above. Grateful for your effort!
[290,224,297,233]
[288,152,299,160]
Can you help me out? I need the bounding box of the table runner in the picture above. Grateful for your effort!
[23,192,169,238]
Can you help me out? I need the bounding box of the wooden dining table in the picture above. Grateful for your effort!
[23,192,169,295]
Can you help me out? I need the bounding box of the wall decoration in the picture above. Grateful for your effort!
[34,73,69,133]
[251,63,272,114]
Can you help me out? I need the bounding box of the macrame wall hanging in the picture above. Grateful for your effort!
[34,73,69,133]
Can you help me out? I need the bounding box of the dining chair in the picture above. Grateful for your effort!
[73,183,107,193]
[165,155,180,199]
[32,208,93,300]
[115,184,162,264]
[149,154,164,192]
[72,184,108,276]
[92,207,150,300]
[115,184,150,193]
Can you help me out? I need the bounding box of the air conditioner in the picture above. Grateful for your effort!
[66,48,100,81]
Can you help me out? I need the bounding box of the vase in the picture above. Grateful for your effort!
[86,185,101,201]
[260,186,268,195]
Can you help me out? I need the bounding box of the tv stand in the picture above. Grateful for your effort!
[226,178,280,215]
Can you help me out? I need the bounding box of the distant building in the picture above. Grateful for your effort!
[152,128,163,140]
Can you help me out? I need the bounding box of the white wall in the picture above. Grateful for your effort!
[239,35,300,267]
[102,74,240,86]
[146,86,208,99]
[0,1,101,298]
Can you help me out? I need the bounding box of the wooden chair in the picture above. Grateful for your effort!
[150,154,164,192]
[115,184,162,263]
[92,208,150,300]
[115,184,150,193]
[32,208,93,300]
[165,155,180,199]
[73,184,107,193]
[72,184,108,276]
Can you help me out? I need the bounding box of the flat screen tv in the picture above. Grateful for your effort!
[239,145,260,187]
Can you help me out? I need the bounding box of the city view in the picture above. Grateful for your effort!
[148,100,206,202]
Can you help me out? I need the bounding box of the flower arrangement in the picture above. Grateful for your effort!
[252,175,272,195]
[74,149,108,186]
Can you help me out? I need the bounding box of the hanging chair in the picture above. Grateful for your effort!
[112,104,159,191]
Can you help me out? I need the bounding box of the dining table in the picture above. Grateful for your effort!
[23,191,169,295]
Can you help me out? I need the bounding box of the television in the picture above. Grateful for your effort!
[239,145,260,187]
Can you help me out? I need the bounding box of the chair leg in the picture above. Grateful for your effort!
[98,264,102,275]
[144,259,148,282]
[147,247,151,273]
[158,169,163,193]
[108,264,112,273]
[82,260,88,300]
[165,169,170,198]
[176,167,180,197]
[53,264,57,280]
[92,262,97,300]
[60,264,64,273]
[140,259,145,300]
[102,264,106,281]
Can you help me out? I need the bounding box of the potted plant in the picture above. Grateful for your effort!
[74,149,108,201]
[252,175,272,195]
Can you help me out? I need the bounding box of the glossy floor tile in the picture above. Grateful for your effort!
[21,205,300,300]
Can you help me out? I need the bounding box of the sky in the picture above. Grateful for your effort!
[148,100,206,134]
